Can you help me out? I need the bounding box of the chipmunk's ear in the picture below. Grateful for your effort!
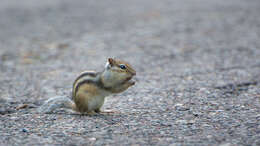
[105,58,114,69]
[108,58,115,66]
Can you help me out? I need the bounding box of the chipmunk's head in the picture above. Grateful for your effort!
[103,58,136,87]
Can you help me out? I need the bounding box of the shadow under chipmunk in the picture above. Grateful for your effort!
[38,108,129,124]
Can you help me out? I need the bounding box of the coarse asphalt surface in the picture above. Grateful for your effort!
[0,0,260,145]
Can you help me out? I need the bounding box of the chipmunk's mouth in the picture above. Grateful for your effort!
[126,77,132,81]
[122,76,134,84]
[123,77,131,82]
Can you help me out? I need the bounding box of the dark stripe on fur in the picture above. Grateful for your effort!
[74,79,96,97]
[73,72,97,88]
[74,78,112,97]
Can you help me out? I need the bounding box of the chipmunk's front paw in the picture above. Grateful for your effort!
[128,80,135,86]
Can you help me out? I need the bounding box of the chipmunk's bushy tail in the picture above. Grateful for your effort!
[37,96,76,114]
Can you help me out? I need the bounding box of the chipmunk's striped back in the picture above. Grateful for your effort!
[72,71,99,99]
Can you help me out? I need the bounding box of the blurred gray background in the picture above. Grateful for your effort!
[0,0,260,145]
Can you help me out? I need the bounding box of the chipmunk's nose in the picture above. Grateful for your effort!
[132,72,136,76]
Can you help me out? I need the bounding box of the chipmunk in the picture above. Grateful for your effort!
[38,58,136,114]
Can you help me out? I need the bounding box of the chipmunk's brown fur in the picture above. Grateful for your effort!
[38,58,136,114]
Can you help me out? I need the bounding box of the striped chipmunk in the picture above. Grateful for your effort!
[38,58,136,114]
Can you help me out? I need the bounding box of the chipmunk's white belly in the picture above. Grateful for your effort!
[87,90,110,111]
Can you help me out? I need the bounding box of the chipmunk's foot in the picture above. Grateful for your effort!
[80,111,97,116]
[88,111,97,115]
[99,109,120,114]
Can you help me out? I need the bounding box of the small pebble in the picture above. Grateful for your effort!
[22,128,28,133]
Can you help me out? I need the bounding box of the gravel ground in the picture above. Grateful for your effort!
[0,0,260,145]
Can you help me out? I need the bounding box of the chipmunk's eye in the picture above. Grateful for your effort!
[119,64,126,70]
